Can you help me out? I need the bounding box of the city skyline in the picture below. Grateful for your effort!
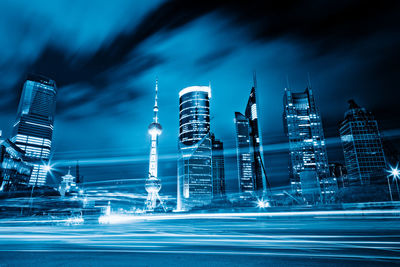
[0,1,399,196]
[1,2,400,266]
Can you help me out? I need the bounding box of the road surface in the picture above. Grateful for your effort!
[0,212,399,266]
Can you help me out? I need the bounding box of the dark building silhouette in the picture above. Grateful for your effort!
[211,133,225,198]
[339,100,387,185]
[11,74,57,186]
[283,87,330,203]
[177,86,212,210]
[329,163,348,189]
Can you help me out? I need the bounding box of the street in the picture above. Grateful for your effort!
[0,211,399,266]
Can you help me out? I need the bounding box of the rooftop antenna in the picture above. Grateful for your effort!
[253,70,257,89]
[153,78,159,123]
[307,72,312,89]
[286,74,291,90]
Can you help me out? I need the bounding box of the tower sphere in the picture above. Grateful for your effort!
[145,176,161,193]
[148,122,162,135]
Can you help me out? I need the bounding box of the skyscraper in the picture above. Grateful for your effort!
[245,82,267,194]
[211,133,226,198]
[234,112,255,196]
[234,76,269,199]
[177,86,212,210]
[11,74,57,186]
[0,139,32,191]
[144,80,165,212]
[339,100,387,185]
[283,87,329,201]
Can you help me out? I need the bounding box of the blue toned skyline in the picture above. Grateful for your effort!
[0,0,399,197]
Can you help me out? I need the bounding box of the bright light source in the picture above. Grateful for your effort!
[387,163,400,180]
[391,168,399,178]
[43,164,52,172]
[257,199,270,208]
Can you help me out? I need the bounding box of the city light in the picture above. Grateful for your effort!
[387,163,400,200]
[387,164,400,180]
[43,164,52,172]
[257,199,270,208]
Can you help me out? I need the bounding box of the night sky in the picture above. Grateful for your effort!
[0,0,399,196]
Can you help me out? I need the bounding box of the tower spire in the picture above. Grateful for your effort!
[153,78,159,123]
[253,70,257,89]
[145,78,165,212]
[307,72,312,89]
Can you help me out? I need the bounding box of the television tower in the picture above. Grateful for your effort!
[144,79,166,212]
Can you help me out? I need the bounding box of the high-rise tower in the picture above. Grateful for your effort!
[211,133,226,198]
[245,75,268,194]
[144,80,165,212]
[283,87,329,202]
[339,100,387,185]
[177,86,212,210]
[234,74,269,199]
[11,74,57,186]
[234,112,255,196]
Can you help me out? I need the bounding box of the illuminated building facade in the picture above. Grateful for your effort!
[177,86,212,210]
[245,85,268,194]
[211,133,226,198]
[11,74,57,186]
[234,78,269,199]
[58,167,78,197]
[144,80,165,212]
[0,139,32,191]
[283,87,329,200]
[339,100,387,185]
[234,112,255,196]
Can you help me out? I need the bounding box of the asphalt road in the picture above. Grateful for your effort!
[0,212,399,266]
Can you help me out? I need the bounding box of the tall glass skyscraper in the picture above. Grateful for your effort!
[339,100,387,185]
[11,74,57,186]
[245,86,267,194]
[283,87,329,199]
[211,133,226,198]
[234,112,255,196]
[177,86,212,210]
[234,80,268,199]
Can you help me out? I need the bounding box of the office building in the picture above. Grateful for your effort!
[234,112,255,196]
[234,76,269,199]
[339,100,387,185]
[177,86,212,210]
[245,83,268,194]
[0,139,33,191]
[211,133,226,198]
[283,87,330,202]
[11,74,57,186]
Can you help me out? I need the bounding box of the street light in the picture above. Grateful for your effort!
[256,199,270,208]
[387,163,400,201]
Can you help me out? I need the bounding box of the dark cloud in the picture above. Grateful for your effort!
[3,0,399,117]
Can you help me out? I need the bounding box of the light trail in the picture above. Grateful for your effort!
[0,249,399,261]
[98,209,400,224]
[1,212,400,264]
